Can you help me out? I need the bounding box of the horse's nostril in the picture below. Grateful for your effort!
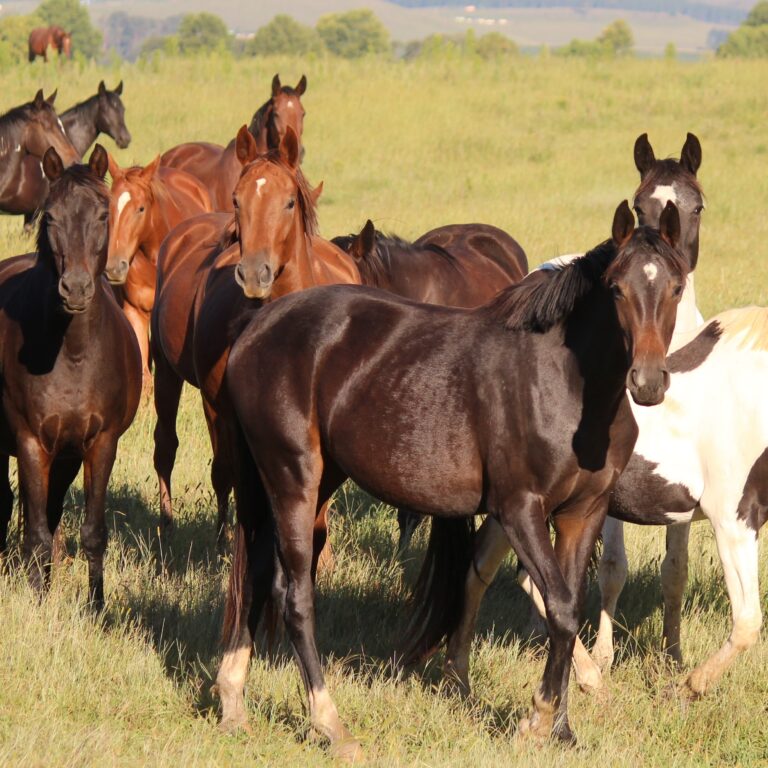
[630,369,639,388]
[662,368,671,390]
[235,263,245,284]
[258,264,272,285]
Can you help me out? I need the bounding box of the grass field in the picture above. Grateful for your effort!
[0,54,766,766]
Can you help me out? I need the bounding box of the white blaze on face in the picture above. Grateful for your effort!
[651,184,678,208]
[287,100,294,109]
[57,117,65,133]
[643,262,658,283]
[255,177,267,197]
[115,191,131,241]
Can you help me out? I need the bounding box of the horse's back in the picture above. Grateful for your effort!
[160,141,237,211]
[157,166,213,219]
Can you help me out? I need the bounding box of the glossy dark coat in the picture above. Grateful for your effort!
[0,145,141,607]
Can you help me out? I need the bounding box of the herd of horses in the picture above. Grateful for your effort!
[0,70,764,760]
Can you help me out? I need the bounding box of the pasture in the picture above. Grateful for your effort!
[0,53,767,766]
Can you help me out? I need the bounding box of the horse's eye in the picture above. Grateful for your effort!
[138,206,145,214]
[673,283,683,297]
[610,282,624,299]
[694,205,704,215]
[633,205,643,217]
[286,198,296,210]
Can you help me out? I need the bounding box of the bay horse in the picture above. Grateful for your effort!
[216,201,689,755]
[333,219,529,549]
[28,26,72,62]
[152,125,358,544]
[105,154,212,391]
[0,145,141,608]
[62,81,131,156]
[444,132,709,695]
[0,89,79,221]
[160,74,306,211]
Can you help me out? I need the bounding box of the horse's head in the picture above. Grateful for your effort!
[264,74,307,161]
[605,200,689,406]
[231,124,317,299]
[105,154,160,285]
[632,132,703,271]
[24,89,80,165]
[39,144,110,314]
[60,32,72,58]
[96,80,131,149]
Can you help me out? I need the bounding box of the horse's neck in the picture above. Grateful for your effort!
[61,99,98,154]
[670,272,704,352]
[248,104,271,153]
[309,236,361,286]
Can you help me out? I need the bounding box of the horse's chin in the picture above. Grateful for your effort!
[105,270,128,286]
[241,284,273,300]
[60,300,89,315]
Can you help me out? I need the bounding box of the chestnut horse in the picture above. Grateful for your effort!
[105,155,212,390]
[0,90,79,221]
[160,74,306,211]
[0,145,141,608]
[152,125,357,544]
[28,26,71,62]
[216,202,689,756]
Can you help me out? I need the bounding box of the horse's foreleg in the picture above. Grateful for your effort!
[686,516,762,696]
[661,521,691,664]
[122,302,151,394]
[47,456,81,567]
[592,516,628,671]
[0,455,13,555]
[201,397,234,549]
[443,514,510,696]
[81,434,118,610]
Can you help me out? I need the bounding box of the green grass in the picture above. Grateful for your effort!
[0,54,767,766]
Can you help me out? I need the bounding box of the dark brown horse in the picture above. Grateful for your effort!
[28,26,71,62]
[160,74,306,211]
[0,90,79,222]
[0,145,141,608]
[62,81,131,156]
[105,154,212,391]
[152,126,358,545]
[216,202,689,756]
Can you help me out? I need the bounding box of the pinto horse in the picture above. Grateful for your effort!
[0,89,79,221]
[104,155,212,390]
[28,26,71,62]
[216,202,688,755]
[160,74,306,211]
[152,125,358,544]
[0,145,141,607]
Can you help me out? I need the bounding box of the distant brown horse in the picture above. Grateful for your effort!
[152,125,358,544]
[0,145,141,608]
[0,89,79,222]
[28,26,72,62]
[105,155,212,391]
[160,74,306,211]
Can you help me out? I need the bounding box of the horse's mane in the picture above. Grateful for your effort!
[709,306,768,354]
[217,149,318,252]
[635,157,704,200]
[61,92,99,119]
[0,100,36,148]
[36,165,109,259]
[486,240,617,332]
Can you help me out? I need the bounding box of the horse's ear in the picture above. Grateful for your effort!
[235,125,258,166]
[46,89,57,106]
[33,89,45,109]
[357,220,376,260]
[295,75,307,95]
[612,200,635,247]
[680,132,702,176]
[659,200,681,249]
[42,146,64,182]
[107,152,122,181]
[310,180,323,206]
[280,126,300,168]
[633,133,656,178]
[140,154,161,182]
[89,144,108,180]
[114,80,123,95]
[98,80,107,97]
[271,73,281,98]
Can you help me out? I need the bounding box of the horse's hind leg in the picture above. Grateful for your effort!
[152,342,183,533]
[81,433,119,610]
[686,515,762,696]
[661,521,691,664]
[201,397,234,549]
[592,516,629,672]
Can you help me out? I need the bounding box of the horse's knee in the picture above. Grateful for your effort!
[732,613,762,651]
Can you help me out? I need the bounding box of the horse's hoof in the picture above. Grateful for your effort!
[218,715,251,735]
[329,737,365,763]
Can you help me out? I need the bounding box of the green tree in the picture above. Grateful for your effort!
[0,12,45,65]
[37,0,102,59]
[597,19,634,56]
[177,12,230,55]
[476,32,519,60]
[248,14,323,56]
[717,24,768,57]
[745,1,768,26]
[316,9,389,58]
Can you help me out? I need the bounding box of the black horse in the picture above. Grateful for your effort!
[0,145,141,607]
[215,201,688,756]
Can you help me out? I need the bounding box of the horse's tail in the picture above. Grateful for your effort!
[221,419,277,650]
[401,516,475,665]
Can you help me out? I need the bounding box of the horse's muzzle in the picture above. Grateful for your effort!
[627,366,670,406]
[234,260,273,299]
[105,260,129,286]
